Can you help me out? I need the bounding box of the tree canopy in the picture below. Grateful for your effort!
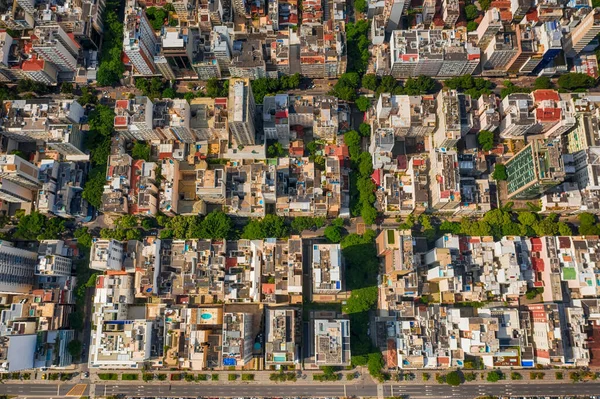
[534,76,553,90]
[492,164,507,180]
[96,3,125,86]
[444,75,494,99]
[13,212,66,241]
[478,130,495,151]
[251,74,301,104]
[132,142,151,161]
[241,215,288,239]
[557,73,596,91]
[324,225,343,243]
[355,96,371,112]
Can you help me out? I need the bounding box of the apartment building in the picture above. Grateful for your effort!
[228,78,256,146]
[265,307,300,367]
[222,312,254,367]
[429,149,461,211]
[312,244,343,297]
[390,29,480,78]
[0,240,38,294]
[499,93,538,138]
[123,4,158,75]
[506,139,567,200]
[313,318,350,366]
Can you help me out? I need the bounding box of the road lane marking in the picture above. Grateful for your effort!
[65,384,87,397]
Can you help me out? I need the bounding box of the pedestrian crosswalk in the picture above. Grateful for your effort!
[65,384,87,397]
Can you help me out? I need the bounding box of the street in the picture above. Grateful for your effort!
[81,381,600,398]
[0,383,88,398]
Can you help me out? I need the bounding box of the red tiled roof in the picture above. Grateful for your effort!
[21,58,45,71]
[531,257,545,272]
[262,283,275,294]
[536,108,561,122]
[116,100,129,109]
[533,89,560,102]
[371,169,382,187]
[114,116,128,126]
[531,237,542,252]
[226,257,237,268]
[589,325,600,367]
[526,9,539,21]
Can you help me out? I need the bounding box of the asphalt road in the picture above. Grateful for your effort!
[0,383,88,397]
[2,381,600,398]
[92,382,600,399]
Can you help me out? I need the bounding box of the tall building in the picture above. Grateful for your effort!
[20,58,58,85]
[313,318,351,366]
[568,8,600,55]
[483,32,519,74]
[265,308,299,367]
[0,240,38,294]
[123,6,158,75]
[36,240,72,277]
[390,30,481,78]
[476,8,503,51]
[0,154,41,190]
[383,0,408,33]
[228,78,256,145]
[31,25,79,72]
[222,312,254,367]
[508,24,543,75]
[506,140,566,200]
[441,0,460,27]
[211,27,232,76]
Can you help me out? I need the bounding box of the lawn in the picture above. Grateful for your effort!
[121,373,139,380]
[562,267,576,280]
[98,373,118,381]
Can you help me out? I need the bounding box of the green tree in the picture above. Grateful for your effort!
[557,73,596,91]
[116,215,138,229]
[354,0,367,13]
[96,9,125,86]
[578,212,600,235]
[141,218,157,230]
[403,76,436,95]
[361,203,377,225]
[162,87,177,99]
[184,91,196,103]
[145,7,168,30]
[361,74,378,91]
[79,86,97,105]
[486,370,502,382]
[479,0,492,10]
[89,105,116,137]
[467,21,478,32]
[359,123,371,137]
[267,142,286,158]
[344,130,362,159]
[74,227,93,248]
[534,76,552,90]
[200,211,233,239]
[324,225,343,243]
[61,82,74,94]
[132,142,151,161]
[446,371,463,386]
[355,96,371,112]
[83,167,106,208]
[206,78,227,98]
[465,4,479,20]
[478,130,495,151]
[517,211,538,226]
[558,222,573,236]
[492,164,507,180]
[345,21,370,75]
